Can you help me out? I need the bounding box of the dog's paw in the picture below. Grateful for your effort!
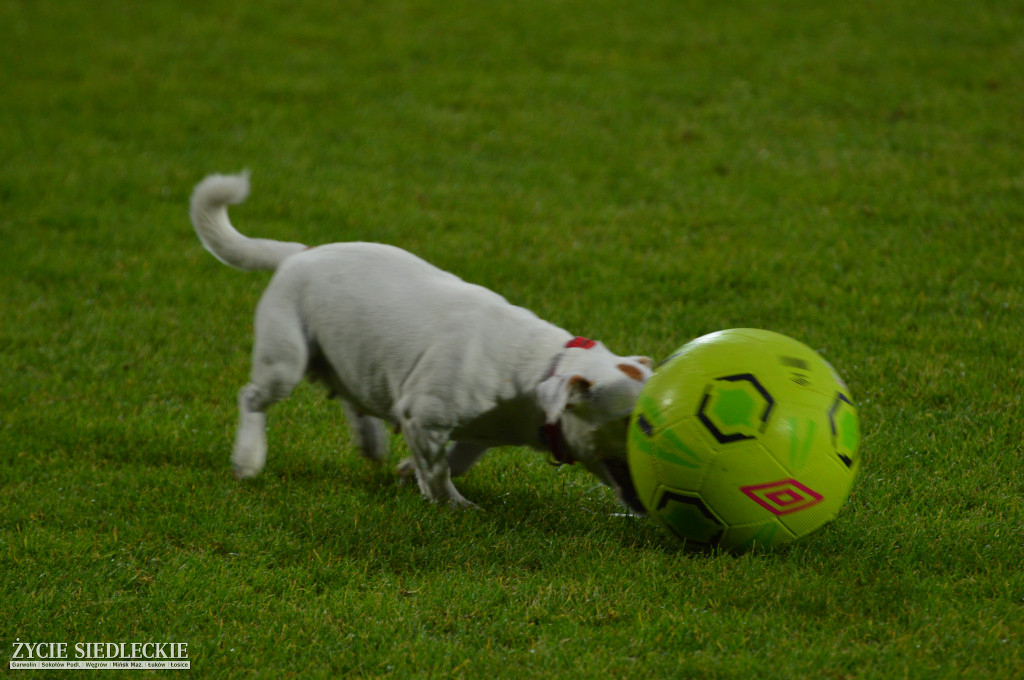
[232,464,261,480]
[447,496,480,510]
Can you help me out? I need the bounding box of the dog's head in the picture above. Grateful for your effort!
[536,341,653,514]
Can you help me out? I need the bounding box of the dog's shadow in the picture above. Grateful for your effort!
[332,460,676,564]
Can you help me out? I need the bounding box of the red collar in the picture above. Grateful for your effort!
[539,336,596,465]
[565,336,597,350]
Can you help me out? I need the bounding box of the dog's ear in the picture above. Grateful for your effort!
[537,374,593,424]
[630,356,654,369]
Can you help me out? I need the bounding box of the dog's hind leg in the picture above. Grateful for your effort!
[341,401,389,462]
[232,299,308,479]
[233,383,272,479]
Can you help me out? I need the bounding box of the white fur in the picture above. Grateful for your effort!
[190,172,652,509]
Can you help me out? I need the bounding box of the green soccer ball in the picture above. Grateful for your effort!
[627,329,861,552]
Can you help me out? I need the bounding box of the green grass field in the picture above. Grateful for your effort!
[2,0,1022,677]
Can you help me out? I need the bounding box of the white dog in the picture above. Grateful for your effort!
[189,172,652,510]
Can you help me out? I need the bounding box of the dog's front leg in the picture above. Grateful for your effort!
[397,442,488,481]
[398,403,475,508]
[407,429,475,508]
[447,443,488,478]
[341,401,389,462]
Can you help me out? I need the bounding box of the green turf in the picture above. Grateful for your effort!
[1,0,1022,677]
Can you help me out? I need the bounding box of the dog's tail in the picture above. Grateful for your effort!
[189,172,306,271]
